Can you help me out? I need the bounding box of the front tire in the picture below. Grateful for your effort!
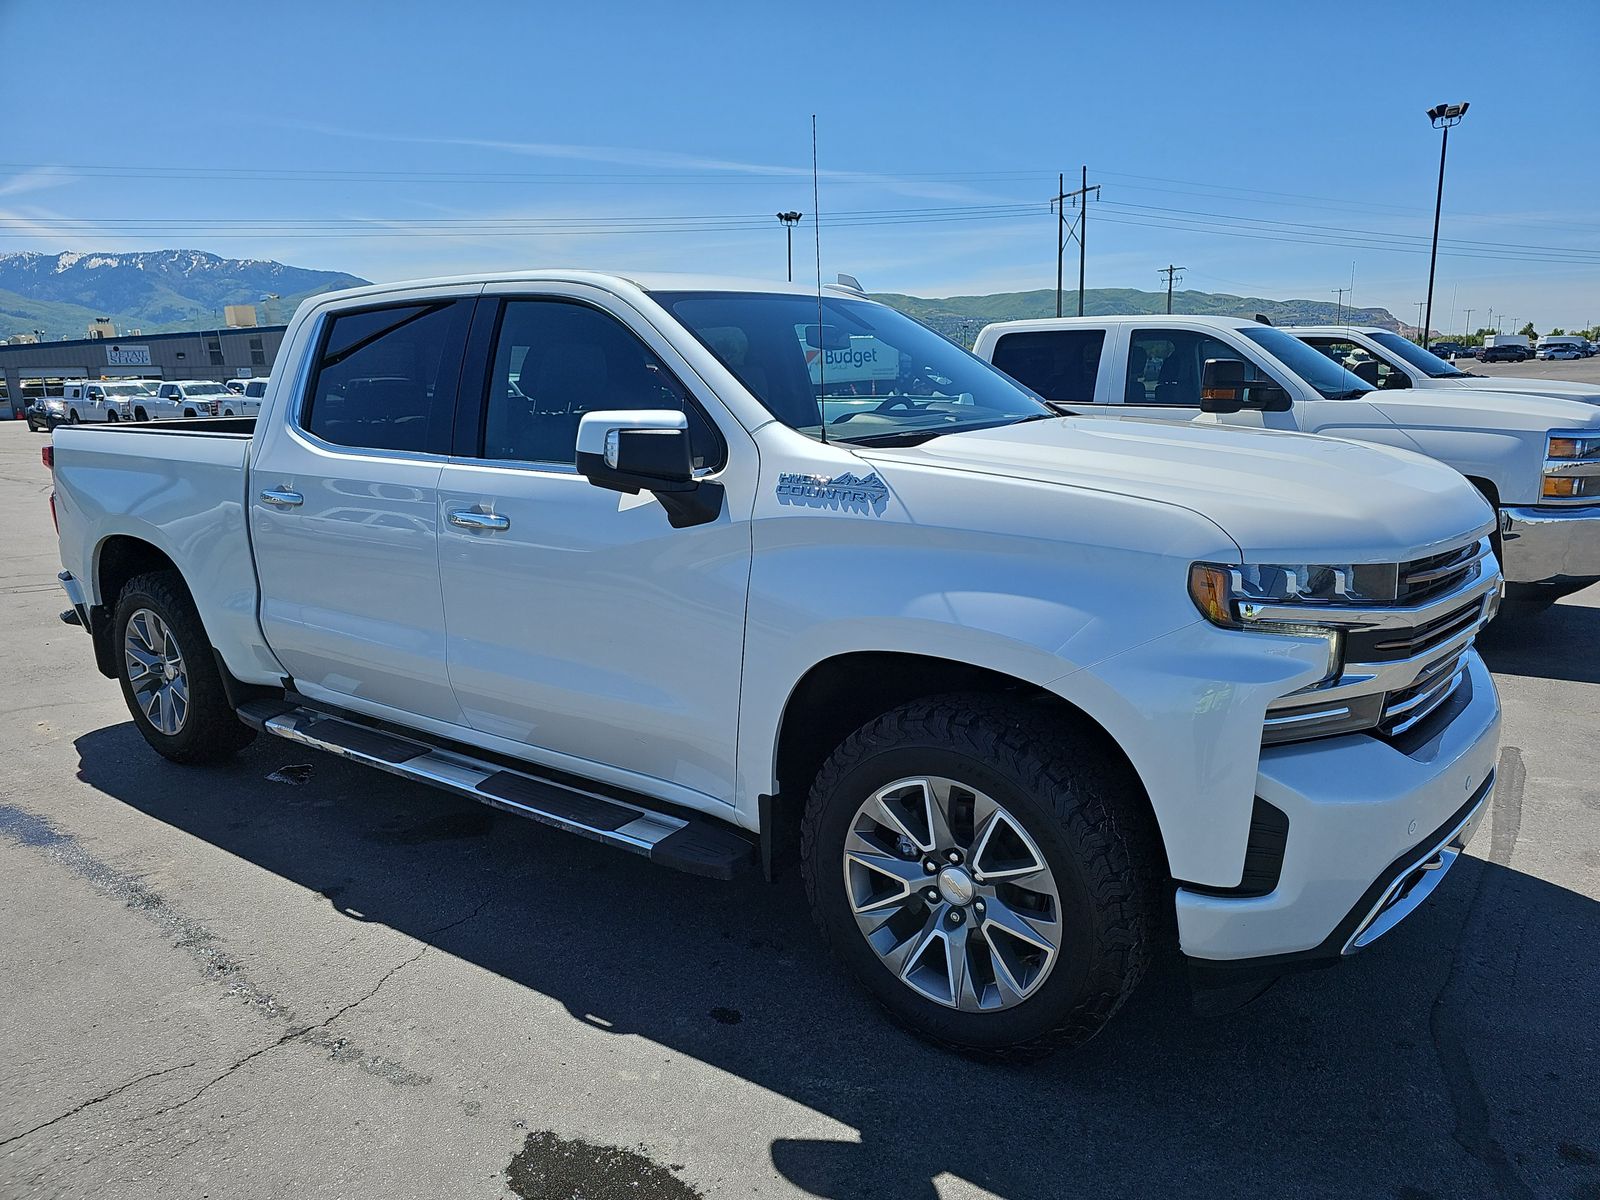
[801,695,1157,1059]
[134,407,148,422]
[114,571,256,764]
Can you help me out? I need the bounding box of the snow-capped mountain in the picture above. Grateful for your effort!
[0,250,369,336]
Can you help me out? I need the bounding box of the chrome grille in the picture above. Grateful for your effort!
[1396,541,1481,604]
[1379,651,1469,737]
[1349,595,1487,662]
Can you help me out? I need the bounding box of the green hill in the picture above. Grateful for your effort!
[872,287,1401,348]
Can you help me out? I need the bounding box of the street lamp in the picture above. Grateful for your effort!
[776,211,803,282]
[1422,101,1469,353]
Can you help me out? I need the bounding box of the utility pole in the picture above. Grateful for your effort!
[1051,167,1100,317]
[1159,264,1186,314]
[1332,286,1350,326]
[1462,307,1473,338]
[1416,301,1426,341]
[776,212,803,282]
[1054,173,1064,317]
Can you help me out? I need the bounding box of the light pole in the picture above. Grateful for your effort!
[1416,301,1426,340]
[776,211,802,282]
[1422,101,1469,353]
[1462,308,1473,338]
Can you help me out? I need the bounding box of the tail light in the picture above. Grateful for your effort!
[41,445,54,469]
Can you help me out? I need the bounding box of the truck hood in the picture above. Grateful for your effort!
[1364,386,1600,432]
[1447,376,1600,403]
[865,417,1492,563]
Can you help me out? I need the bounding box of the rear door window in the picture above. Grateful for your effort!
[989,330,1106,403]
[303,301,472,454]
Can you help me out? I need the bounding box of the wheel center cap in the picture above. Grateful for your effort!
[163,663,176,681]
[937,865,975,906]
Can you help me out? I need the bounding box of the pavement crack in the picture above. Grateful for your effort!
[130,894,494,1122]
[1426,745,1534,1200]
[0,1060,198,1149]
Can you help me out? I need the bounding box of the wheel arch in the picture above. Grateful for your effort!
[764,651,1167,884]
[90,535,184,678]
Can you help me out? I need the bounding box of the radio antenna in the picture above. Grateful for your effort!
[812,114,828,446]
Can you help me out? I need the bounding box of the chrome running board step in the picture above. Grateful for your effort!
[236,700,757,880]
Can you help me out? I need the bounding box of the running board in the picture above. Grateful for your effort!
[236,700,757,880]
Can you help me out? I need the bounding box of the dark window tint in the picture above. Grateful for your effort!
[305,303,466,453]
[1299,336,1401,390]
[989,330,1105,403]
[249,335,266,367]
[1126,329,1244,406]
[480,299,722,470]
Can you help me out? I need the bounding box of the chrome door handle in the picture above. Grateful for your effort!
[259,488,303,508]
[448,509,510,532]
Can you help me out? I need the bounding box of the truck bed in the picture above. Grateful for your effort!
[51,417,273,685]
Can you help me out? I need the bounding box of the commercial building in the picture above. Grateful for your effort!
[0,324,286,419]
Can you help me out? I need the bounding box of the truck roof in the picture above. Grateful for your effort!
[979,314,1268,336]
[310,270,857,308]
[1279,325,1390,336]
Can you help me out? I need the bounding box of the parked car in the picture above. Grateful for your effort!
[146,380,234,420]
[1479,344,1529,363]
[1538,344,1584,361]
[50,271,1504,1057]
[224,379,247,395]
[1428,341,1468,360]
[59,381,162,423]
[1282,327,1600,404]
[220,377,269,417]
[974,315,1600,610]
[24,396,61,432]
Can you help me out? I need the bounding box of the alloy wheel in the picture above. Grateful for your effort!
[842,776,1063,1012]
[124,608,189,735]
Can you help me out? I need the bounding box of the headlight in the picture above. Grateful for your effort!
[1189,562,1347,683]
[1542,430,1600,500]
[1547,433,1600,460]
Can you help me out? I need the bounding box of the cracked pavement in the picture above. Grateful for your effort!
[1,418,1598,1199]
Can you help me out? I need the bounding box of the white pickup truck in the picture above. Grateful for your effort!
[50,272,1503,1057]
[58,381,161,424]
[1284,325,1600,403]
[975,315,1600,609]
[142,379,236,421]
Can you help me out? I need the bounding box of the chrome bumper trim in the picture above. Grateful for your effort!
[1343,775,1493,954]
[1498,505,1600,584]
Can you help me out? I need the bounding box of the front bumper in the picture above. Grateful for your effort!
[1176,650,1500,964]
[1498,505,1600,584]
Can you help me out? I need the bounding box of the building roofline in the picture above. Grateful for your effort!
[0,324,287,355]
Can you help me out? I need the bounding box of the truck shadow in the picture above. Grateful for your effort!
[72,725,1600,1200]
[1476,593,1600,684]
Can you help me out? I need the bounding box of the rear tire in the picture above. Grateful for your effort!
[113,570,256,764]
[801,694,1158,1060]
[67,410,80,424]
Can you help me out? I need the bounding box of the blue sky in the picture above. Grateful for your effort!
[2,0,1596,330]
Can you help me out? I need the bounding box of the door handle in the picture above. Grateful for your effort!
[448,509,510,532]
[259,488,303,508]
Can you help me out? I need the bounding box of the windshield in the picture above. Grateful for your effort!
[1239,326,1374,399]
[184,383,230,395]
[104,383,153,396]
[655,291,1053,445]
[1368,331,1469,378]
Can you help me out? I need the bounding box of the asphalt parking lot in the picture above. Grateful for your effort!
[1,413,1597,1200]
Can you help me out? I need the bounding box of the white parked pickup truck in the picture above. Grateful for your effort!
[1284,325,1600,403]
[144,379,236,421]
[50,273,1503,1057]
[58,381,160,424]
[975,315,1600,609]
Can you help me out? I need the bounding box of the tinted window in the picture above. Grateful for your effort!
[989,330,1105,403]
[1299,336,1403,389]
[305,302,467,453]
[480,299,722,470]
[1126,329,1242,406]
[245,381,267,398]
